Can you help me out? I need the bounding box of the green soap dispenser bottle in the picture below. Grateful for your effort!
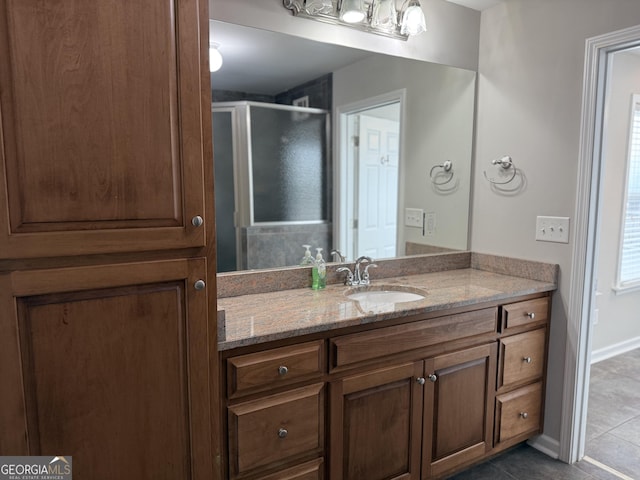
[312,248,327,290]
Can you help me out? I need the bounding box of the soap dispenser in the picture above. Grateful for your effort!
[312,248,326,290]
[300,244,314,266]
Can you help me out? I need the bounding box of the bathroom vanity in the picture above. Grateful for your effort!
[216,254,556,480]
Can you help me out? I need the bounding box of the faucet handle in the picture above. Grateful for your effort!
[336,266,355,286]
[361,263,378,285]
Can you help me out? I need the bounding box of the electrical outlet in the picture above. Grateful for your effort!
[535,216,570,243]
[405,208,424,228]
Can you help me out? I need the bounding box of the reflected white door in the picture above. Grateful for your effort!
[356,114,399,258]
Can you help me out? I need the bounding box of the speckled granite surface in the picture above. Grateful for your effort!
[217,267,556,351]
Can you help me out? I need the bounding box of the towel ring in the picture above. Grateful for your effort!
[483,155,517,185]
[429,160,454,185]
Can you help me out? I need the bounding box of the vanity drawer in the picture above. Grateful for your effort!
[253,458,324,480]
[228,383,325,478]
[227,340,325,398]
[495,382,543,445]
[330,308,497,369]
[500,297,549,331]
[498,328,546,390]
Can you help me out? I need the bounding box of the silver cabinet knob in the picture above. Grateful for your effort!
[526,312,536,319]
[523,357,532,364]
[428,374,438,383]
[194,280,206,290]
[278,365,288,376]
[191,215,204,227]
[520,412,529,419]
[416,377,426,385]
[278,428,288,438]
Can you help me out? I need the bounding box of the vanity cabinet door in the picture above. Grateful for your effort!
[0,0,208,259]
[0,259,212,479]
[329,362,424,480]
[422,343,497,479]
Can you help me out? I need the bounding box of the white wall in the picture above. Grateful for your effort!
[473,0,640,447]
[332,55,476,252]
[210,0,480,71]
[593,51,640,354]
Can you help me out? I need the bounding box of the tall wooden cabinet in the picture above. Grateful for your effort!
[0,1,218,479]
[0,0,207,258]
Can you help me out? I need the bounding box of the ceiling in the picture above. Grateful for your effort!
[210,21,373,95]
[209,1,504,96]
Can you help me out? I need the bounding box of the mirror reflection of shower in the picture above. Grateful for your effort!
[212,101,330,272]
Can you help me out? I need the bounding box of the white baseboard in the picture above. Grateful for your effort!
[591,336,640,364]
[528,434,560,459]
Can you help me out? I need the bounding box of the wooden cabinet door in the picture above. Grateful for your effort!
[0,258,213,480]
[329,362,423,480]
[422,343,497,479]
[0,0,208,259]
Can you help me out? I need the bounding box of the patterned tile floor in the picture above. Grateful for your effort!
[447,349,640,480]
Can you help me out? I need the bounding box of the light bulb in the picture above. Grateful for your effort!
[340,0,365,23]
[209,44,223,72]
[400,1,426,36]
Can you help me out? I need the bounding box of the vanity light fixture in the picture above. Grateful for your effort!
[209,43,223,72]
[283,0,426,41]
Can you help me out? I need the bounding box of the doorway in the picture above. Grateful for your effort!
[563,24,640,464]
[336,90,405,262]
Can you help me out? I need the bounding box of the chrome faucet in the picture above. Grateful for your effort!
[337,256,378,286]
[353,256,372,285]
[330,249,346,263]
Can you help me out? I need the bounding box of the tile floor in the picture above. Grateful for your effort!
[447,348,640,480]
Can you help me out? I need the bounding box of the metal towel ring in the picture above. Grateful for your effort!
[429,160,454,185]
[483,155,517,185]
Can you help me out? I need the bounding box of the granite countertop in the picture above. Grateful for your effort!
[217,267,556,351]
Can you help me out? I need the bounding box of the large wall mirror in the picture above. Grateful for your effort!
[210,19,476,272]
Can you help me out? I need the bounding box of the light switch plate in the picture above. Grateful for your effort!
[535,216,570,243]
[405,208,424,228]
[425,212,436,236]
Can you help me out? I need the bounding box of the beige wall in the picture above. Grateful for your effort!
[332,55,476,253]
[472,0,640,446]
[593,51,640,354]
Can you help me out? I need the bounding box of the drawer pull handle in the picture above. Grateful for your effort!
[416,377,426,385]
[428,374,438,383]
[278,366,289,376]
[278,428,288,438]
[523,357,532,363]
[194,280,206,291]
[520,412,529,419]
[191,215,204,227]
[526,312,536,319]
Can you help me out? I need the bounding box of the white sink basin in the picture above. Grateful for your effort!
[345,285,426,306]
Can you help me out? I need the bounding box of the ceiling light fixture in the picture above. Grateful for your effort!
[209,43,223,73]
[283,0,426,41]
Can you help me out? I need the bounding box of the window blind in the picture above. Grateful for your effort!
[619,96,640,287]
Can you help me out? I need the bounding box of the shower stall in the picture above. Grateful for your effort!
[212,101,331,272]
